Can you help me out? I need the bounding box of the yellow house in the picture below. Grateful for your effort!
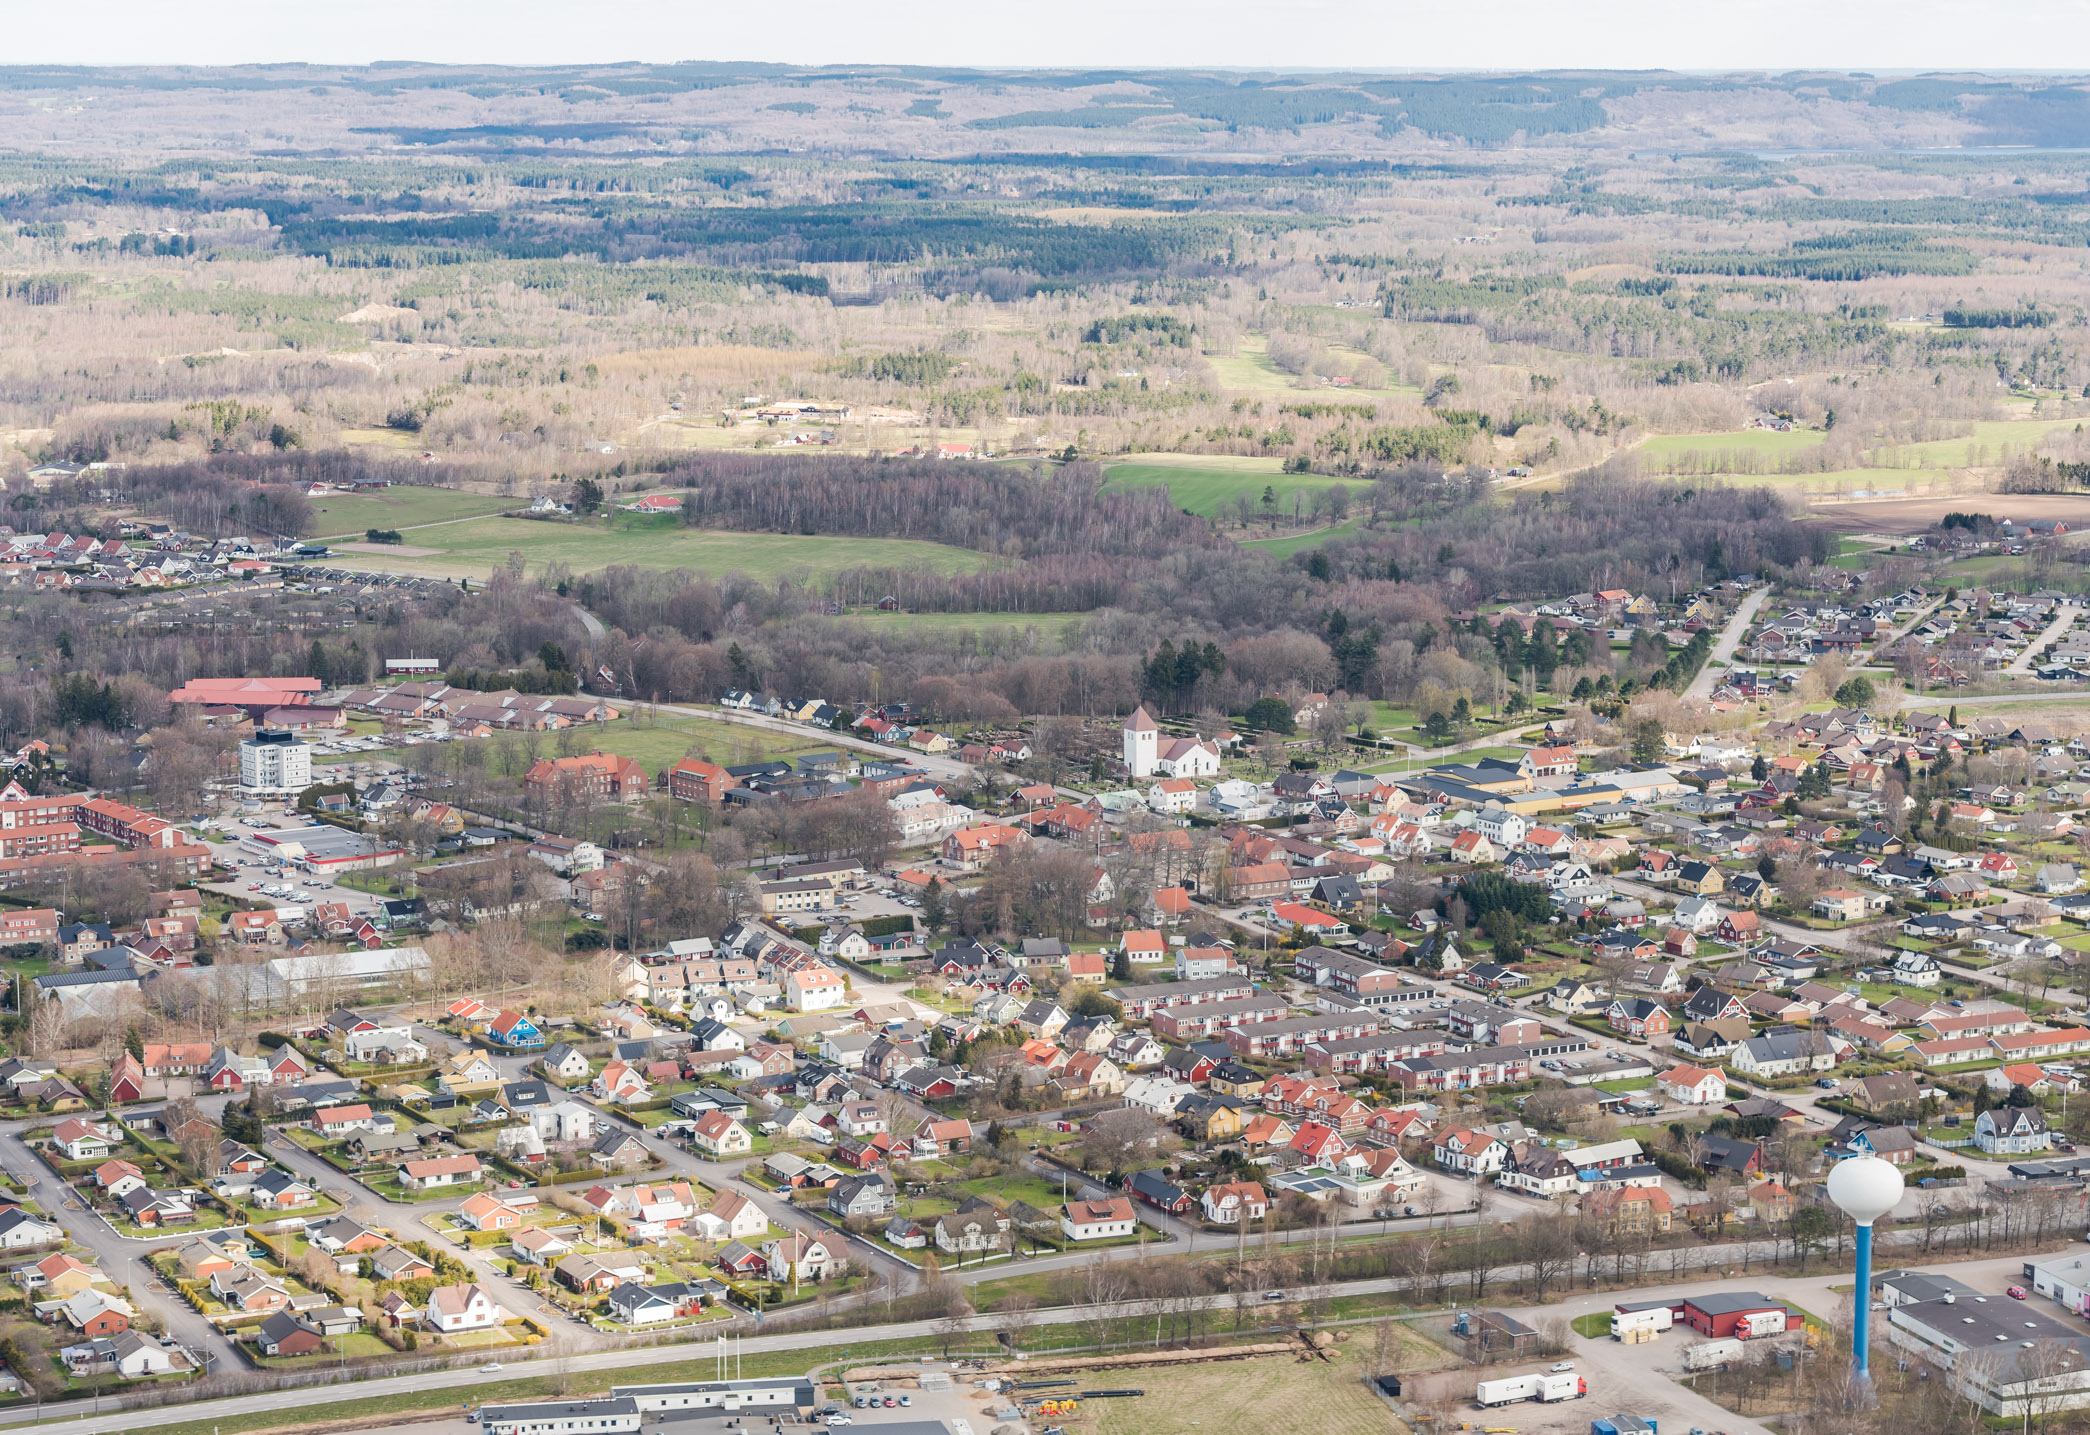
[1209,1065,1266,1100]
[1178,1096,1246,1142]
[1674,861,1726,896]
[411,801,465,836]
[437,1051,501,1098]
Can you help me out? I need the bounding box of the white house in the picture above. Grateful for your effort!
[423,1282,499,1332]
[1670,896,1725,934]
[1059,1196,1138,1242]
[541,1044,591,1082]
[1657,1064,1727,1106]
[784,965,847,1012]
[1975,1105,2052,1155]
[1473,806,1531,848]
[1146,780,1199,815]
[527,1101,597,1143]
[703,1190,770,1242]
[1121,1075,1195,1116]
[1175,948,1236,981]
[1433,1128,1507,1174]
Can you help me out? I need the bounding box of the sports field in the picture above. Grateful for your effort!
[313,514,994,583]
[304,488,517,538]
[1104,453,1375,521]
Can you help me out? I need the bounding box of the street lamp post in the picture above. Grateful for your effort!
[1826,1155,1905,1388]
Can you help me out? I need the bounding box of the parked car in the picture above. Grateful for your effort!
[2009,1286,2029,1300]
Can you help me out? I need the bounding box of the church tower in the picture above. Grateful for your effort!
[1123,705,1159,777]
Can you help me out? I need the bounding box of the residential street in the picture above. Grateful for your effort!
[0,1203,2037,1435]
[2003,600,2079,674]
[1604,872,2085,1009]
[1685,584,1772,700]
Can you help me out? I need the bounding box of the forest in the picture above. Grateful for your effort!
[2,63,2090,780]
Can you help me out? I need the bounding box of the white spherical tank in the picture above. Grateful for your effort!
[1826,1154,1905,1224]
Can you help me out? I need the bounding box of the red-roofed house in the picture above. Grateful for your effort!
[1289,1121,1352,1165]
[1658,1064,1726,1105]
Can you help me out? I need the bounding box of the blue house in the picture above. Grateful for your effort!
[487,1010,544,1048]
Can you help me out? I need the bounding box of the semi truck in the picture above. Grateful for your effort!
[1682,1337,1745,1372]
[1476,1372,1587,1407]
[1611,1307,1674,1340]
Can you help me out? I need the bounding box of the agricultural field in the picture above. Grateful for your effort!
[313,514,996,583]
[1640,416,2078,491]
[1204,338,1421,402]
[303,489,517,538]
[1640,426,1831,467]
[1104,453,1375,522]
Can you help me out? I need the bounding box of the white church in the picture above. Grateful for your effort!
[1123,705,1223,780]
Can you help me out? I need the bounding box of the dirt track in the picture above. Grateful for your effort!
[1804,493,2090,535]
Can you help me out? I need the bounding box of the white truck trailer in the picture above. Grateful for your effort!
[1476,1372,1587,1407]
[1611,1307,1674,1340]
[1682,1338,1745,1372]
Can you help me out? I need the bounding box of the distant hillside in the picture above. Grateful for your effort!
[1,65,2085,158]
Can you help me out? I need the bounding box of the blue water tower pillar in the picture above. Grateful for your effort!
[1826,1155,1906,1384]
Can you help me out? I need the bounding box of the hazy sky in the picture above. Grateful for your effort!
[11,0,2090,72]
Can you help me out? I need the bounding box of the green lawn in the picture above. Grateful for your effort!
[1640,427,1829,466]
[1640,416,2070,484]
[1103,454,1374,521]
[1241,514,1367,559]
[829,609,1089,648]
[1203,338,1421,400]
[304,488,518,538]
[582,714,830,770]
[1873,417,2075,470]
[312,514,996,584]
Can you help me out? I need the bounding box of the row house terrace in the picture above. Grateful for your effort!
[1302,1031,1451,1075]
[1222,1013,1380,1060]
[1113,976,1256,1021]
[1387,1035,1594,1092]
[1149,995,1290,1041]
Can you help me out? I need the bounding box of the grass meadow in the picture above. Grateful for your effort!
[313,513,996,583]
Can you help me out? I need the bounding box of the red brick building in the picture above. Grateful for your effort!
[524,752,648,802]
[667,758,732,805]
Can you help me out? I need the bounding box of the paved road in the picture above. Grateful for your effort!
[0,1130,225,1364]
[0,1205,2034,1435]
[2005,602,2081,675]
[1871,593,1948,662]
[1603,871,2082,1005]
[1902,688,2088,709]
[1686,584,1772,700]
